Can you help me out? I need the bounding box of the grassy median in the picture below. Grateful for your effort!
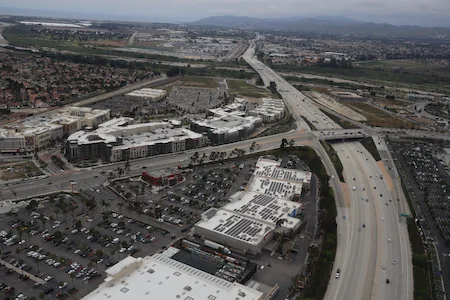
[320,141,345,182]
[360,137,382,161]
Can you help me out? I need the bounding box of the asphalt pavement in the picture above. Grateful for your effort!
[242,37,413,300]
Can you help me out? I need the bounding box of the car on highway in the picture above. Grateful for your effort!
[362,224,366,228]
[358,227,361,231]
[335,268,341,279]
[388,238,391,243]
[386,279,390,284]
[392,260,396,265]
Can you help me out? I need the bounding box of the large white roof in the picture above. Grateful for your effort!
[254,158,312,184]
[125,88,166,99]
[196,208,273,247]
[246,176,303,200]
[82,254,262,300]
[223,192,302,230]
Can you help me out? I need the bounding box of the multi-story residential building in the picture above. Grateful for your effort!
[66,117,205,163]
[0,106,110,153]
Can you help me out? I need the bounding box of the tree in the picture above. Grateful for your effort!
[280,138,288,149]
[53,230,63,241]
[75,220,82,229]
[95,249,104,258]
[70,273,75,289]
[269,81,277,93]
[249,142,256,153]
[40,216,47,230]
[289,139,295,147]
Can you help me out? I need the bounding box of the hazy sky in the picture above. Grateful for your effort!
[3,0,450,26]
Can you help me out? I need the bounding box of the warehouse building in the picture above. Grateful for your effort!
[223,192,302,233]
[124,88,167,101]
[195,208,275,255]
[82,254,264,300]
[253,158,311,191]
[194,157,308,254]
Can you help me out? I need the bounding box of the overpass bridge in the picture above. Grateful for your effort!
[313,128,369,140]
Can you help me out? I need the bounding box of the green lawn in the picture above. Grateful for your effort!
[227,79,254,90]
[227,79,274,98]
[177,76,218,88]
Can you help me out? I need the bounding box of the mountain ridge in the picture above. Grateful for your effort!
[193,15,450,37]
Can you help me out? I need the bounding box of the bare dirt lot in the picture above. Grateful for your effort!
[0,161,42,181]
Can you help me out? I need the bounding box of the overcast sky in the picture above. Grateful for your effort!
[3,0,450,26]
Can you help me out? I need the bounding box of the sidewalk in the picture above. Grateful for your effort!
[0,259,46,284]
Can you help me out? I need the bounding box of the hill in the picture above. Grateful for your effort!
[193,15,450,37]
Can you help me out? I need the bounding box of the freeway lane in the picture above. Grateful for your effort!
[0,131,314,201]
[0,36,412,300]
[243,37,412,300]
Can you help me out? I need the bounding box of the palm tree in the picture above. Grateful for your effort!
[49,216,54,234]
[70,273,75,289]
[15,248,21,260]
[25,227,31,245]
[61,208,68,229]
[110,250,116,263]
[39,216,47,231]
[34,257,40,273]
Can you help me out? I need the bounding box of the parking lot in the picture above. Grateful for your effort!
[0,190,177,299]
[165,86,222,114]
[391,140,450,242]
[0,152,317,300]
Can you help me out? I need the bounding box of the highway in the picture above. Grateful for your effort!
[242,37,412,300]
[0,130,313,201]
[0,36,414,300]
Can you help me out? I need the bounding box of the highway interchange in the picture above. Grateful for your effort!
[243,37,413,300]
[0,36,426,300]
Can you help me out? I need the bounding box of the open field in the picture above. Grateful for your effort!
[275,64,450,94]
[0,161,42,181]
[373,96,411,108]
[173,76,218,88]
[131,40,174,51]
[227,79,275,98]
[356,59,450,78]
[343,101,414,128]
[86,39,128,47]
